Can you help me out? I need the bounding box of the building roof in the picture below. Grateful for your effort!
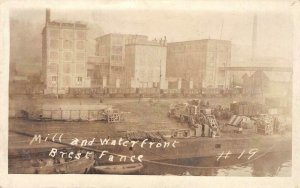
[247,71,292,83]
[126,39,167,47]
[249,71,269,81]
[87,56,108,64]
[42,21,88,32]
[95,33,148,41]
[168,39,231,46]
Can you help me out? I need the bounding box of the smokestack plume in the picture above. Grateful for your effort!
[46,9,51,24]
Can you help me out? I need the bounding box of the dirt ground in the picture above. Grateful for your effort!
[9,94,261,115]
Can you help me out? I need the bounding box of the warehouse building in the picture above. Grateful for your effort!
[242,71,291,97]
[166,39,231,90]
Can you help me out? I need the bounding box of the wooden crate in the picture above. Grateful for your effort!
[107,113,121,123]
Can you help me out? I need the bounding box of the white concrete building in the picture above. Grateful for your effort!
[124,39,168,89]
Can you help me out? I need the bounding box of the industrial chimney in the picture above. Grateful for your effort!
[251,14,257,62]
[46,9,51,24]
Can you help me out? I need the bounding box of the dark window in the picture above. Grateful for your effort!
[215,144,221,149]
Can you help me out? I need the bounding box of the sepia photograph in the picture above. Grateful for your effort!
[4,0,296,180]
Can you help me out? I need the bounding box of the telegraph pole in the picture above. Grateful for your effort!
[252,14,257,63]
[158,58,161,102]
[56,63,59,99]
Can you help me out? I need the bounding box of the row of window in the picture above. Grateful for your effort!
[51,76,83,82]
[49,76,83,86]
[48,29,86,40]
[97,45,110,56]
[49,51,86,62]
[47,63,85,74]
[111,46,123,54]
[97,45,125,57]
[111,66,123,72]
[169,44,230,53]
[111,55,122,61]
[134,82,159,88]
[49,39,85,50]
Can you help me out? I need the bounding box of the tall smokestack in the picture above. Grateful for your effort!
[46,9,51,24]
[251,14,257,62]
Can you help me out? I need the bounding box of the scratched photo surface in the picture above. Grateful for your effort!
[8,8,292,176]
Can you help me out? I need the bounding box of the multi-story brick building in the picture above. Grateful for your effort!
[124,38,168,89]
[94,33,148,88]
[166,39,231,89]
[42,10,90,94]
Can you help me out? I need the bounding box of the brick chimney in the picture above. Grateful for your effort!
[46,9,51,24]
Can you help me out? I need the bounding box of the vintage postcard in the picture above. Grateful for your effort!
[0,0,300,187]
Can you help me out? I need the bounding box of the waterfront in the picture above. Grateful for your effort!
[140,152,292,176]
[9,149,291,176]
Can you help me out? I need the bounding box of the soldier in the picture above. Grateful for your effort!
[100,94,104,103]
[206,100,210,107]
[138,93,143,103]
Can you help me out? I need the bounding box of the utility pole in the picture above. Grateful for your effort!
[158,58,161,102]
[56,63,59,99]
[252,14,257,63]
[99,65,103,103]
[157,40,163,102]
[219,20,224,40]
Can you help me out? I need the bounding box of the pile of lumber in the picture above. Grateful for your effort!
[107,113,121,123]
[126,131,164,142]
[256,115,274,135]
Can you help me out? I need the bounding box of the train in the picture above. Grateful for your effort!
[9,81,242,98]
[62,87,227,98]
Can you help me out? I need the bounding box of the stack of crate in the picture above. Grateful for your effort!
[256,115,274,135]
[107,112,121,123]
[273,116,286,134]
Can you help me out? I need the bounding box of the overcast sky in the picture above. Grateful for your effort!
[10,7,293,69]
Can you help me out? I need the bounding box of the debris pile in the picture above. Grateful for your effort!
[126,131,164,142]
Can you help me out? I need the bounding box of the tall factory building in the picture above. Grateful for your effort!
[166,39,231,89]
[42,9,90,94]
[124,38,168,89]
[94,33,148,88]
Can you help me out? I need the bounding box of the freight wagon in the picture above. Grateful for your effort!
[35,87,226,98]
[28,104,118,122]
